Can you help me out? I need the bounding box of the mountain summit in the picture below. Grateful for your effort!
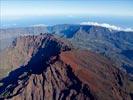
[0,34,132,100]
[1,24,133,75]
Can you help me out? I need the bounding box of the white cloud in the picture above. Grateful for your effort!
[80,22,133,32]
[31,24,47,27]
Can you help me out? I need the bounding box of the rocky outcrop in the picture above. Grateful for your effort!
[0,34,132,100]
[1,25,133,75]
[0,34,71,78]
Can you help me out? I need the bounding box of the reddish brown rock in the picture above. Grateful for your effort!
[0,34,132,100]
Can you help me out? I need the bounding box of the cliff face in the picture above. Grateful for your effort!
[0,34,132,100]
[0,34,71,78]
[1,25,133,75]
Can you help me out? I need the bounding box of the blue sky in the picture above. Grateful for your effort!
[1,0,133,19]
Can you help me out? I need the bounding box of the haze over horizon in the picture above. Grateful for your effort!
[0,1,133,99]
[1,0,133,28]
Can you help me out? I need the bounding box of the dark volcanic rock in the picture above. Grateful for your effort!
[0,33,71,78]
[1,24,133,75]
[0,34,132,100]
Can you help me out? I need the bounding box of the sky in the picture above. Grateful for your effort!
[0,0,133,29]
[1,0,133,19]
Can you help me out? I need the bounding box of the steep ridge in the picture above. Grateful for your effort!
[0,34,132,100]
[0,33,71,78]
[69,25,133,69]
[1,24,133,75]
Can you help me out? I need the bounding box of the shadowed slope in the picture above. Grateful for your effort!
[0,34,132,100]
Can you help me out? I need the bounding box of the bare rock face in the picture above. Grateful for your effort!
[0,34,132,100]
[0,34,71,78]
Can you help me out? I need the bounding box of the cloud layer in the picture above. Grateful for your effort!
[31,24,47,27]
[80,22,133,32]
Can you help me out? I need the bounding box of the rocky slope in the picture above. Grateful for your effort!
[0,34,71,78]
[0,34,132,100]
[0,24,133,75]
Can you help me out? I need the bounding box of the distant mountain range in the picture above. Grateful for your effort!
[0,34,132,100]
[0,24,133,75]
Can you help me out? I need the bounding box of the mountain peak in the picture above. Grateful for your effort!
[0,34,132,100]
